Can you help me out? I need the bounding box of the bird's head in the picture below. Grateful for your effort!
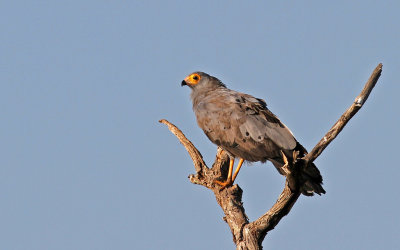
[181,72,226,91]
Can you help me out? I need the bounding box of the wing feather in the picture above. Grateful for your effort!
[193,89,296,161]
[239,94,296,150]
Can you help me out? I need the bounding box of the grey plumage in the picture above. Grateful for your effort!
[182,71,325,195]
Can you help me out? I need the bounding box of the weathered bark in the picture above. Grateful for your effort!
[159,63,382,249]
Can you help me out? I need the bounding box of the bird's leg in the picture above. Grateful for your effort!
[214,158,235,189]
[232,158,244,183]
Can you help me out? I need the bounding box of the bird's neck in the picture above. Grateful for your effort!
[190,86,222,107]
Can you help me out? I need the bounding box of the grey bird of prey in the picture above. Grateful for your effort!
[181,71,325,196]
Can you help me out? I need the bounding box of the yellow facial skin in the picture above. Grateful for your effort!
[184,73,201,85]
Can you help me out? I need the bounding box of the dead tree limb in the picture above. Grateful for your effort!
[304,63,383,164]
[159,63,382,249]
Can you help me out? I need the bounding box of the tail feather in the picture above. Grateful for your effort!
[271,142,325,196]
[300,162,325,196]
[271,160,325,196]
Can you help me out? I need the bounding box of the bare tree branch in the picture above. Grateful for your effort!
[158,119,249,241]
[159,63,382,249]
[304,63,383,163]
[159,119,206,174]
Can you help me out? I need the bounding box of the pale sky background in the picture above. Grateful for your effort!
[1,1,399,250]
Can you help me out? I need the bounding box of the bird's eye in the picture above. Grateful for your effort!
[187,73,201,84]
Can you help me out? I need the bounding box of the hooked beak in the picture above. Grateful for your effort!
[181,80,187,86]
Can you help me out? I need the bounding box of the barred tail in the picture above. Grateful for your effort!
[270,141,326,196]
[300,162,325,196]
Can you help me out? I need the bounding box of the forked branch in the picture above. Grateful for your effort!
[159,63,382,250]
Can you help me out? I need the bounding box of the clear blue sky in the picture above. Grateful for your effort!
[1,1,399,249]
